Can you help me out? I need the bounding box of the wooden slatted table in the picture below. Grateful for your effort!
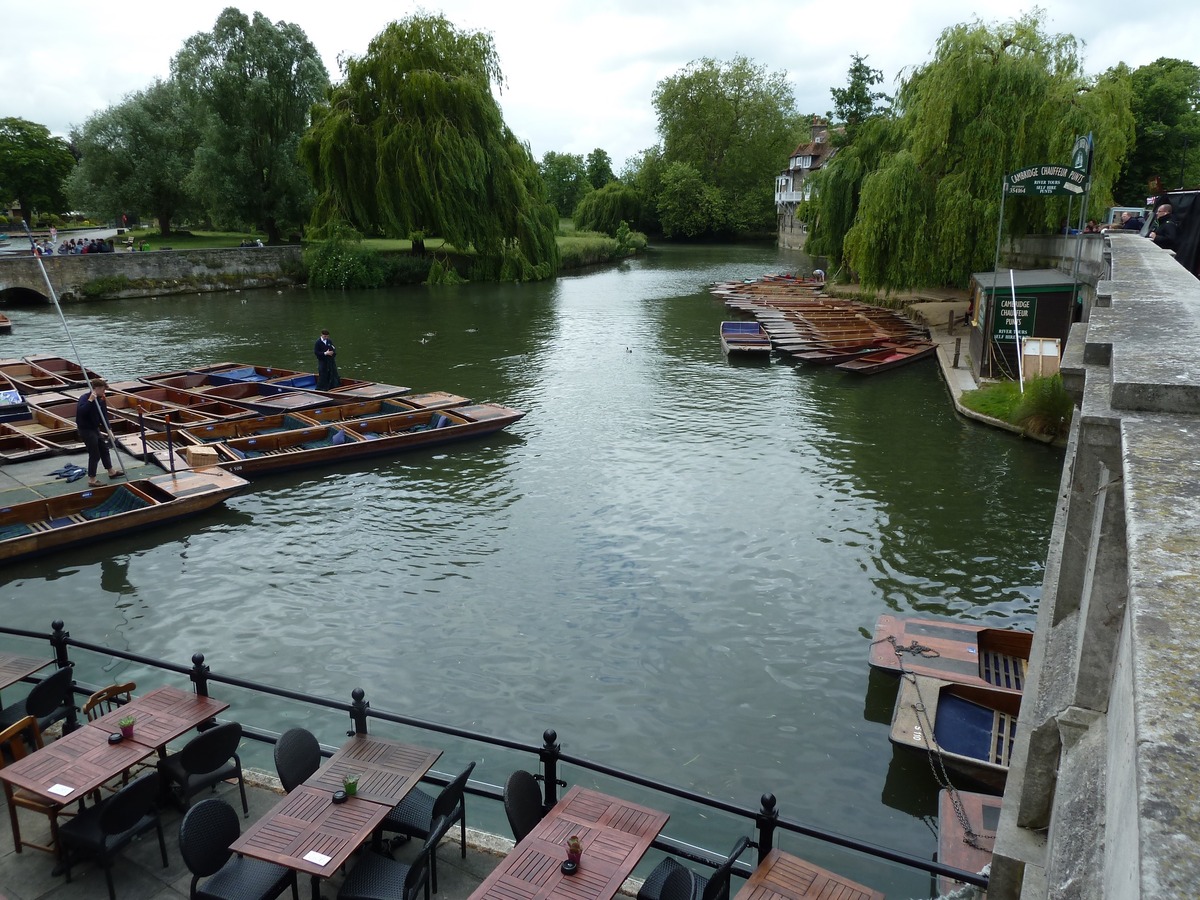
[0,723,153,806]
[468,786,670,900]
[733,849,884,900]
[0,652,52,691]
[84,684,229,754]
[302,732,443,806]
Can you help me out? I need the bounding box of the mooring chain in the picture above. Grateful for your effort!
[871,634,943,660]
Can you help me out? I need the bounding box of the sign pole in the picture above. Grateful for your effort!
[1010,269,1024,392]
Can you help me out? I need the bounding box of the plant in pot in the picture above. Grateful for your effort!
[565,835,582,866]
[342,773,360,797]
[118,715,135,739]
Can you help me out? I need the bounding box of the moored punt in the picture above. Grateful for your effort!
[890,674,1021,792]
[834,341,938,374]
[0,312,11,334]
[0,467,247,563]
[720,321,772,356]
[22,354,103,387]
[870,614,1032,694]
[296,393,470,425]
[0,373,28,422]
[28,390,219,430]
[788,345,886,365]
[937,789,1000,895]
[143,372,354,414]
[0,425,54,462]
[205,404,525,478]
[181,412,325,443]
[109,382,262,421]
[264,372,411,400]
[0,359,73,394]
[143,362,411,401]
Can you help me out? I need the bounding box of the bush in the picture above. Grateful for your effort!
[1012,373,1073,439]
[303,225,386,289]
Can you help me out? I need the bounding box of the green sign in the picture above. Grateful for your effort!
[1071,133,1093,176]
[1005,165,1087,195]
[991,294,1037,343]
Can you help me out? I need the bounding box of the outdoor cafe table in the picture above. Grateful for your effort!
[0,651,52,692]
[732,848,884,900]
[0,723,152,808]
[468,785,670,900]
[232,734,443,899]
[83,684,229,754]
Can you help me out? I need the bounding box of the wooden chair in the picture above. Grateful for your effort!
[82,682,136,721]
[0,714,65,857]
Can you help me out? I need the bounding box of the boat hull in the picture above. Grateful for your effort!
[870,614,1032,694]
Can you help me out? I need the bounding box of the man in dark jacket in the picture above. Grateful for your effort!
[314,329,340,390]
[75,378,123,486]
[1149,204,1178,251]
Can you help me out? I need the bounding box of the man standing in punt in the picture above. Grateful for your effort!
[315,329,341,390]
[76,378,123,487]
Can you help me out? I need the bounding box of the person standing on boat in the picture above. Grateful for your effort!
[314,329,341,390]
[75,378,123,487]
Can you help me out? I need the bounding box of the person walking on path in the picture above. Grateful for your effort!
[75,378,123,487]
[314,329,341,390]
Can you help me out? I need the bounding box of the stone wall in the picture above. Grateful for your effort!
[0,246,302,301]
[777,207,807,251]
[989,234,1200,898]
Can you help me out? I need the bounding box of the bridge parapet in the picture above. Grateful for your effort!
[991,235,1200,898]
[0,246,303,302]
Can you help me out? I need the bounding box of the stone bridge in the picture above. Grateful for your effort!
[0,246,303,303]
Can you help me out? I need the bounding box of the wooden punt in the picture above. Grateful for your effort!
[835,341,938,374]
[263,372,411,400]
[0,312,11,334]
[143,374,349,414]
[869,614,1032,694]
[937,789,1000,895]
[0,468,248,563]
[108,382,260,421]
[0,359,73,394]
[27,391,219,431]
[0,425,54,462]
[296,393,470,425]
[181,413,326,444]
[720,321,772,356]
[890,674,1021,792]
[142,363,411,401]
[1,373,28,422]
[204,404,525,478]
[22,354,103,387]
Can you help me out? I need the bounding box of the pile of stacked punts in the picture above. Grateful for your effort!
[711,275,937,374]
[869,612,1035,893]
[0,355,525,562]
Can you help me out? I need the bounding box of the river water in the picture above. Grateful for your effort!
[0,243,1062,896]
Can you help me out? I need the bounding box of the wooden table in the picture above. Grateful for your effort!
[733,849,884,900]
[234,733,443,899]
[84,684,229,753]
[469,786,670,900]
[0,652,53,692]
[0,723,153,806]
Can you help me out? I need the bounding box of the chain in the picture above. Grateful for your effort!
[871,634,942,660]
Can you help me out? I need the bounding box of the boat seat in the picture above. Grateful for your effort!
[0,523,33,539]
[82,487,151,520]
[982,651,1027,692]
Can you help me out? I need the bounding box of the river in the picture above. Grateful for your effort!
[0,242,1062,896]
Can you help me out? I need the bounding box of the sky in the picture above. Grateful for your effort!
[4,1,1198,170]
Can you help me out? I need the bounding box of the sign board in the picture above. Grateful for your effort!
[1005,165,1088,196]
[1071,133,1093,176]
[991,295,1037,344]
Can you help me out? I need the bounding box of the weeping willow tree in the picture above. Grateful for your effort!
[816,12,1133,290]
[299,13,559,281]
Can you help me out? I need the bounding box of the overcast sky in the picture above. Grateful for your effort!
[4,1,1197,170]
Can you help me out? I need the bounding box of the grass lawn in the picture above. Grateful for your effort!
[121,228,272,249]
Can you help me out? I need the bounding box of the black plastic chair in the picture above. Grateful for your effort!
[179,797,298,900]
[0,664,76,738]
[636,836,752,900]
[158,721,249,815]
[379,761,475,893]
[338,818,442,900]
[502,770,544,844]
[274,727,321,793]
[58,771,168,900]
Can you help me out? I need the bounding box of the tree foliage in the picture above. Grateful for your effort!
[300,12,558,281]
[573,181,641,235]
[65,80,201,236]
[0,118,75,222]
[585,149,615,189]
[539,151,591,218]
[828,54,890,145]
[652,56,802,235]
[619,146,665,234]
[1113,58,1200,203]
[172,7,328,243]
[657,162,727,238]
[810,12,1134,289]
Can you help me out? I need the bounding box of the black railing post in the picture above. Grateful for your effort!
[540,728,561,809]
[50,620,80,733]
[755,793,779,864]
[190,652,211,696]
[349,688,369,735]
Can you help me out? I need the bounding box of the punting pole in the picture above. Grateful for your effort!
[21,222,130,463]
[1010,268,1024,391]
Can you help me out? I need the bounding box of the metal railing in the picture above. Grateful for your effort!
[0,619,987,891]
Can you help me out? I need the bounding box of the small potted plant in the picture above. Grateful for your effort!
[342,773,360,797]
[118,715,135,739]
[564,835,582,871]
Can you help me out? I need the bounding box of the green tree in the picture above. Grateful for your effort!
[300,12,559,281]
[539,151,591,218]
[585,149,615,189]
[619,146,665,234]
[172,8,328,243]
[657,162,727,238]
[811,12,1133,289]
[1113,58,1200,203]
[0,118,75,223]
[65,80,201,236]
[828,54,890,145]
[574,181,641,235]
[652,56,802,236]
